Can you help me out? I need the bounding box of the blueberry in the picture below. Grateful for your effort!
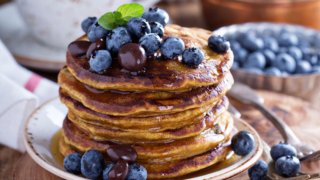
[142,7,169,26]
[243,52,266,69]
[232,61,239,69]
[139,33,161,56]
[106,27,132,54]
[307,55,318,66]
[233,47,248,64]
[160,37,185,59]
[89,50,112,73]
[81,149,105,179]
[295,61,311,74]
[275,156,300,177]
[244,67,263,74]
[81,17,97,33]
[182,47,204,67]
[102,163,114,180]
[263,37,279,52]
[149,21,164,37]
[248,160,268,180]
[272,53,296,73]
[208,35,230,54]
[87,25,109,42]
[126,163,147,180]
[264,67,281,76]
[240,34,264,52]
[63,152,82,174]
[127,17,151,39]
[278,33,298,47]
[270,143,297,161]
[262,49,276,66]
[311,66,320,73]
[288,46,303,61]
[230,41,242,51]
[231,131,255,156]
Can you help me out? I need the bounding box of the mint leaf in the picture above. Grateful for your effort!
[98,11,122,30]
[117,3,144,20]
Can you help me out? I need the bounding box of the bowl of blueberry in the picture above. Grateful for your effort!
[215,23,320,106]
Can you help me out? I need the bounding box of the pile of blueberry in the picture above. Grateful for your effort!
[228,29,320,75]
[248,143,300,180]
[63,149,147,180]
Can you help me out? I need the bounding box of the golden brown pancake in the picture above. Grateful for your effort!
[58,68,233,116]
[66,24,233,92]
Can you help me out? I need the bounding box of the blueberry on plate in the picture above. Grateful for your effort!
[270,143,297,161]
[272,53,296,73]
[89,50,112,73]
[278,33,299,47]
[306,55,319,66]
[275,156,300,177]
[295,60,312,74]
[248,160,268,180]
[263,37,279,52]
[160,37,185,59]
[139,33,161,56]
[87,24,109,42]
[106,27,132,54]
[262,49,276,66]
[264,67,281,76]
[182,47,204,67]
[244,67,263,74]
[149,21,164,37]
[126,163,148,180]
[311,66,320,73]
[102,163,114,180]
[64,152,82,174]
[142,7,169,26]
[231,131,255,156]
[233,47,248,64]
[81,149,105,179]
[240,34,264,52]
[288,46,303,62]
[81,17,97,33]
[127,17,151,39]
[243,52,266,69]
[208,35,230,54]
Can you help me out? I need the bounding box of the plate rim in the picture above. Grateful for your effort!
[23,97,263,180]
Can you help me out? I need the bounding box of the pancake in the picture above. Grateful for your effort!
[60,94,229,132]
[62,111,233,163]
[66,24,233,92]
[58,68,233,116]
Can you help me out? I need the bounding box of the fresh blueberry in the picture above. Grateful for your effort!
[275,156,300,177]
[102,163,114,180]
[139,33,161,56]
[248,160,268,180]
[263,37,279,52]
[81,17,97,33]
[263,49,276,66]
[142,7,169,26]
[264,67,281,76]
[270,143,297,161]
[127,17,151,39]
[208,35,230,54]
[288,46,303,62]
[295,61,311,74]
[232,61,240,69]
[230,41,242,51]
[63,152,82,174]
[182,47,204,67]
[311,66,320,73]
[244,67,263,74]
[243,52,266,69]
[149,21,164,37]
[106,27,132,54]
[240,34,264,52]
[272,53,296,73]
[87,24,109,42]
[278,33,299,47]
[233,47,248,64]
[307,55,319,66]
[89,50,112,73]
[126,163,147,180]
[81,149,105,179]
[160,37,185,59]
[231,131,255,156]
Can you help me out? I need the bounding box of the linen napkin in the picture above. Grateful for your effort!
[0,40,59,152]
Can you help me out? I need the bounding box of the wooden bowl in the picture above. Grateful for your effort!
[201,0,320,30]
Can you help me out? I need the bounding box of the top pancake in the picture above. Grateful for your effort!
[66,24,233,92]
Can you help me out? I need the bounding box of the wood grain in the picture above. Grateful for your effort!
[0,90,319,179]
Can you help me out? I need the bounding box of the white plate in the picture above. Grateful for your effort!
[24,98,264,180]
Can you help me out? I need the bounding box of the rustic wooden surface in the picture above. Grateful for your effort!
[1,90,319,180]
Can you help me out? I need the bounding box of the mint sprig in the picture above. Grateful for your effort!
[98,3,144,30]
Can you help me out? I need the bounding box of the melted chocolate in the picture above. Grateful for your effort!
[68,41,91,58]
[108,160,129,180]
[86,38,106,59]
[107,144,137,163]
[118,43,147,71]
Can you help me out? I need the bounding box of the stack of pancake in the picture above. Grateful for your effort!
[58,24,234,179]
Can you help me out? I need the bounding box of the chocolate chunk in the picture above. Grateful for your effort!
[118,43,146,71]
[86,38,106,59]
[108,160,129,180]
[107,144,137,163]
[68,41,91,58]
